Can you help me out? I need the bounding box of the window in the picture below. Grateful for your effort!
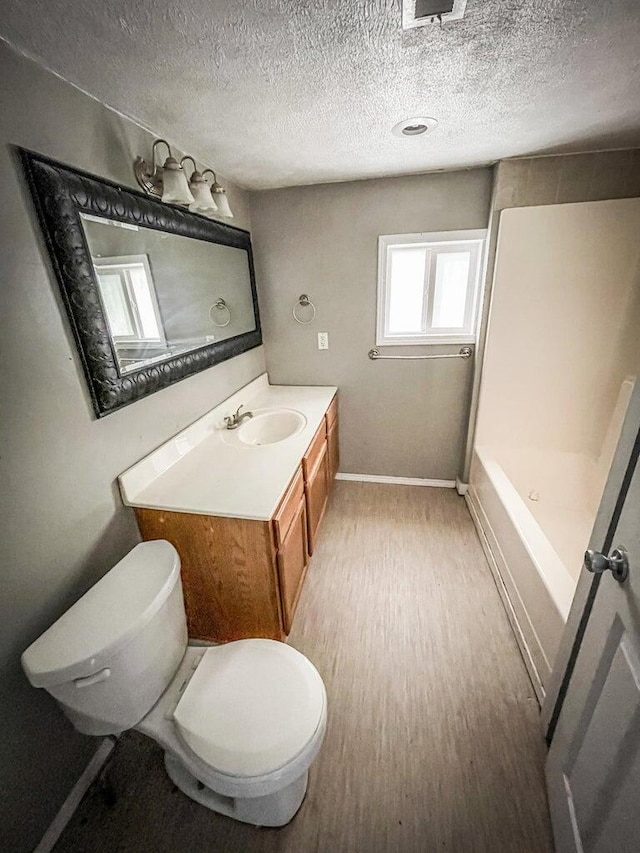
[376,230,485,346]
[93,254,166,346]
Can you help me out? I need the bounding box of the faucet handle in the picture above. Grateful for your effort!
[224,404,244,429]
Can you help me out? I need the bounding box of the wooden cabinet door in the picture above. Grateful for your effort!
[277,497,309,633]
[302,420,327,481]
[305,443,329,555]
[327,416,339,484]
[273,466,304,547]
[135,508,281,642]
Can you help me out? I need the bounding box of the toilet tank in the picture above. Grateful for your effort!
[21,540,187,736]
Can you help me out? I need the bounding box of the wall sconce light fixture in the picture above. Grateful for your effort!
[180,157,218,216]
[203,170,234,219]
[134,139,233,218]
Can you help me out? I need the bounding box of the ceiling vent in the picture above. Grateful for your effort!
[402,0,468,29]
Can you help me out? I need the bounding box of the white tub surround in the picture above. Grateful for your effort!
[119,374,337,520]
[467,448,579,701]
[467,381,635,702]
[467,201,640,701]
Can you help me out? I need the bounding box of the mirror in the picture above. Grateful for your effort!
[18,148,262,417]
[80,214,257,375]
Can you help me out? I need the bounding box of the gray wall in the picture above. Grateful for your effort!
[0,42,265,853]
[250,170,493,480]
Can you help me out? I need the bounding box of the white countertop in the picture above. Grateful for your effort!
[118,374,337,521]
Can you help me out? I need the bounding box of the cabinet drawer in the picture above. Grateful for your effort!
[326,395,338,429]
[303,420,327,482]
[273,466,304,548]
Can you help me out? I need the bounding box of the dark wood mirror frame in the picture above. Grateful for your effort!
[18,147,262,418]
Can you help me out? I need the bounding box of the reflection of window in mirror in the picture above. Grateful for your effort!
[93,255,166,346]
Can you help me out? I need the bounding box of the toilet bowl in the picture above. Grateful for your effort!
[21,540,327,827]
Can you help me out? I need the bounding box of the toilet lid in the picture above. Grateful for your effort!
[173,640,326,777]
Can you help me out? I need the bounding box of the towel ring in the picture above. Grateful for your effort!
[209,298,231,328]
[293,294,316,325]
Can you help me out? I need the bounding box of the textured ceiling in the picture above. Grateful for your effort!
[1,0,640,189]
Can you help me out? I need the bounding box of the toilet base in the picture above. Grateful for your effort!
[164,752,308,827]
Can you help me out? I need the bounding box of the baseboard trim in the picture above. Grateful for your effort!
[34,737,116,853]
[336,473,456,488]
[455,477,469,496]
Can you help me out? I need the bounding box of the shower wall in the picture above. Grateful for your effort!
[469,197,640,695]
[476,198,640,496]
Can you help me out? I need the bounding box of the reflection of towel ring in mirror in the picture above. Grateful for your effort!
[293,294,316,325]
[209,298,231,327]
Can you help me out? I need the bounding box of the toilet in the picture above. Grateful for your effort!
[21,540,327,827]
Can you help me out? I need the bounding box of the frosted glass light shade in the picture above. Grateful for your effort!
[188,174,218,214]
[161,157,195,205]
[212,187,233,218]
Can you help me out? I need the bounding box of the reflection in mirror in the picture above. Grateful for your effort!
[80,213,257,375]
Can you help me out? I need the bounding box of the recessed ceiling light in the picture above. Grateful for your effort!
[392,117,438,137]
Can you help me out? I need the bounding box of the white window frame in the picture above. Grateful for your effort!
[376,229,486,346]
[93,254,166,347]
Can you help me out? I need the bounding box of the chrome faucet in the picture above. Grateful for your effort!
[224,405,253,430]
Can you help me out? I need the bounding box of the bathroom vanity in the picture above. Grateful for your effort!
[119,376,338,642]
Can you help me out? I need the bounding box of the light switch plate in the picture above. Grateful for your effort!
[317,332,329,350]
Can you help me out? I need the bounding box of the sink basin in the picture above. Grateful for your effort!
[224,408,307,447]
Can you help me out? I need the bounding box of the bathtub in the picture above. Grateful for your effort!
[466,447,581,701]
[466,379,634,700]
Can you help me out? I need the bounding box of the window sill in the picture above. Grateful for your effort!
[375,334,477,347]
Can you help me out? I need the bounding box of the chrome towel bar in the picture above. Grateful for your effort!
[368,346,473,361]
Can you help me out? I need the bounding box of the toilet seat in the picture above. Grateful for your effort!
[173,640,326,778]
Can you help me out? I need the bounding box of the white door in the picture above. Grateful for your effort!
[546,406,640,852]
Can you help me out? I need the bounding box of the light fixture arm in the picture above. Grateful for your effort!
[134,138,174,198]
[152,139,172,170]
[180,155,198,179]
